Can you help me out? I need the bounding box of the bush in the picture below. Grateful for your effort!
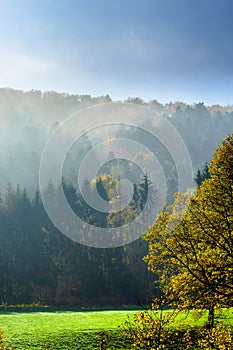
[123,299,233,350]
[198,326,233,350]
[124,299,183,349]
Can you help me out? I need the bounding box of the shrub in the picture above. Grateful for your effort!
[124,299,183,349]
[198,325,233,350]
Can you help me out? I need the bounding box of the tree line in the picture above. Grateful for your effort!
[0,176,155,306]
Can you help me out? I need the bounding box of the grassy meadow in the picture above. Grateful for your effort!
[0,306,137,349]
[0,306,233,349]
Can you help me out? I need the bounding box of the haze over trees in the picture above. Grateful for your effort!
[0,177,155,305]
[0,88,233,193]
[1,88,233,306]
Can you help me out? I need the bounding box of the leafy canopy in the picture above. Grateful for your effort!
[143,134,233,326]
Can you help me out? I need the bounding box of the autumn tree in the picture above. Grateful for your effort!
[143,134,233,328]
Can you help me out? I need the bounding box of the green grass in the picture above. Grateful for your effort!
[0,307,136,349]
[0,307,233,349]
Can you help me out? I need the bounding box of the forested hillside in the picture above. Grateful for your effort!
[0,88,233,192]
[0,88,233,305]
[0,177,155,305]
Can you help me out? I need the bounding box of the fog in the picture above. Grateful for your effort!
[0,88,233,198]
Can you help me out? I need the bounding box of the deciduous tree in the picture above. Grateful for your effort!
[143,134,233,327]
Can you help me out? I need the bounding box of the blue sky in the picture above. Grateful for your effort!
[0,0,233,105]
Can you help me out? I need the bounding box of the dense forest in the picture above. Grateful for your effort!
[0,182,156,305]
[0,88,233,305]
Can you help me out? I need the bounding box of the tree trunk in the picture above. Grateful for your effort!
[207,304,215,329]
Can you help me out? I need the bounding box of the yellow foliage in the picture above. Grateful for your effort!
[143,135,233,327]
[198,326,233,350]
[90,174,117,199]
[124,301,182,349]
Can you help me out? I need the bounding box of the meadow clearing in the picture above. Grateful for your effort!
[0,306,137,349]
[1,306,233,349]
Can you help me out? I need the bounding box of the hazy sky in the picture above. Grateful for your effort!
[0,0,233,105]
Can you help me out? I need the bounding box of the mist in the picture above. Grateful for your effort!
[0,88,232,196]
